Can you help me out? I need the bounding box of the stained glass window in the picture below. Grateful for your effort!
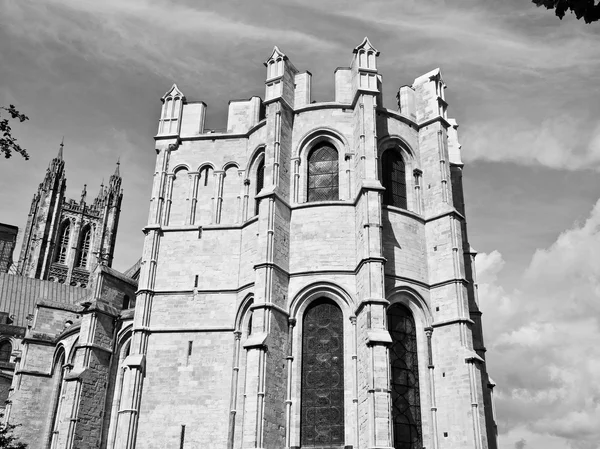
[301,299,345,447]
[307,144,339,202]
[255,159,265,215]
[382,150,407,209]
[388,304,422,449]
[55,221,70,264]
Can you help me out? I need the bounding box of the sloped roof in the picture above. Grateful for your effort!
[0,273,88,327]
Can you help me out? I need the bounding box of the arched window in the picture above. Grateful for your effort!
[55,221,70,264]
[307,144,339,202]
[301,299,344,446]
[0,341,11,362]
[76,226,91,268]
[255,159,265,215]
[387,304,422,449]
[382,150,407,209]
[48,349,66,449]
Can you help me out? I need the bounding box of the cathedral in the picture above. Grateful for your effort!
[7,39,497,449]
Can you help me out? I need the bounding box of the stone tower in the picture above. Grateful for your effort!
[109,39,496,449]
[17,143,123,287]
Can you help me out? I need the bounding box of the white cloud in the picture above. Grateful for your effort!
[463,116,600,171]
[479,199,600,447]
[0,0,339,82]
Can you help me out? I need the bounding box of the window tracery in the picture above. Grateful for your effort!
[301,299,345,447]
[387,304,422,449]
[382,150,407,209]
[307,144,339,202]
[76,226,91,268]
[55,221,70,264]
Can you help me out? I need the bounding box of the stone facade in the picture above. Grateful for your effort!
[8,38,497,449]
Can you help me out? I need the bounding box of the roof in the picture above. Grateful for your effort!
[0,273,88,327]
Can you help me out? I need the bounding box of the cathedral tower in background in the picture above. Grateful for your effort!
[16,143,123,287]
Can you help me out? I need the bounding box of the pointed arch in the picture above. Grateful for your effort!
[255,158,265,215]
[104,331,132,449]
[55,220,71,264]
[76,225,92,269]
[159,84,185,135]
[47,346,67,449]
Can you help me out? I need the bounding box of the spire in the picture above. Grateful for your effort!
[80,184,87,204]
[57,137,64,160]
[108,159,122,195]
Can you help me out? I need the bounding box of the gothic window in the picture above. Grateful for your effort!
[387,304,422,449]
[307,144,339,202]
[301,299,344,447]
[55,221,70,264]
[48,349,66,449]
[76,226,91,269]
[0,341,11,362]
[255,159,265,215]
[382,150,407,209]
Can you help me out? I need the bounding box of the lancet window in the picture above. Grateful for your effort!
[387,304,422,449]
[382,150,407,209]
[76,226,91,268]
[55,221,70,264]
[255,159,265,215]
[301,299,345,446]
[307,144,339,202]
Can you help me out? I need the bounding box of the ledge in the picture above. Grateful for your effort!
[243,332,269,350]
[366,329,392,346]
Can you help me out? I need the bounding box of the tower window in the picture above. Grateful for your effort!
[55,221,71,264]
[387,304,422,448]
[255,159,265,215]
[76,226,91,269]
[382,150,407,209]
[307,144,339,202]
[0,341,11,362]
[301,299,344,446]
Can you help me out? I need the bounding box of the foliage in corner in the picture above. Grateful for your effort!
[0,419,27,449]
[533,0,600,23]
[1,105,29,160]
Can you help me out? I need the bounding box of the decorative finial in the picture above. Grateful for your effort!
[80,184,87,203]
[114,158,121,177]
[58,137,64,160]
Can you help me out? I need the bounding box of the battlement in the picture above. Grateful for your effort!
[156,38,451,140]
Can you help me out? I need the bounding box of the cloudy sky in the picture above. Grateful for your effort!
[1,0,599,447]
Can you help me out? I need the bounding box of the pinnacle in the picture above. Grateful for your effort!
[58,137,64,160]
[113,158,121,178]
